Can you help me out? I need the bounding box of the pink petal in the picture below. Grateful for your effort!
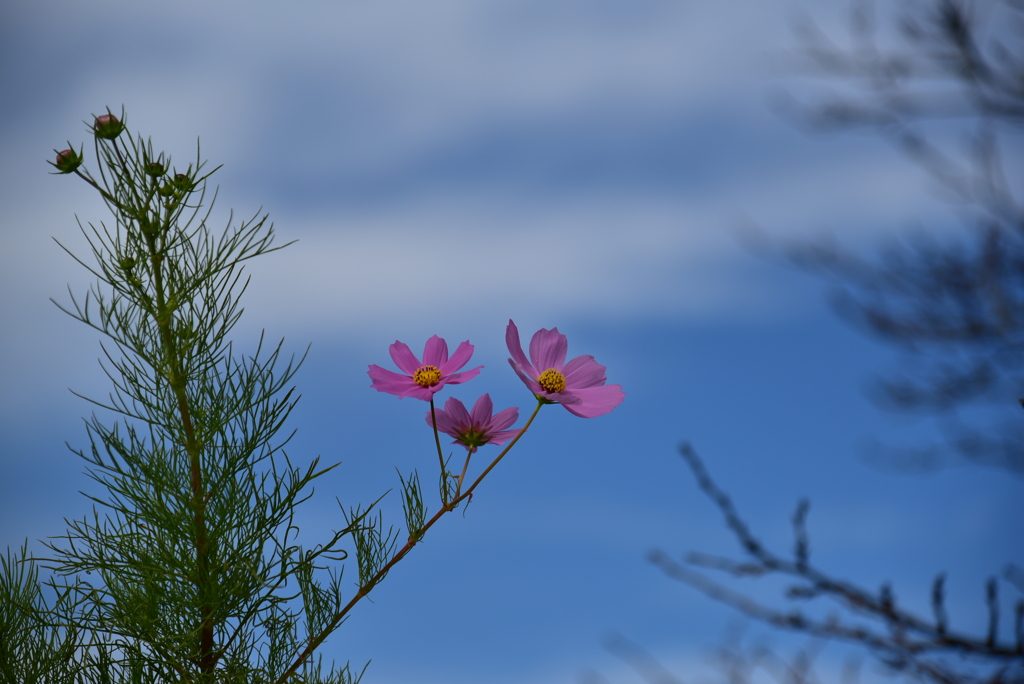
[469,394,494,425]
[562,354,607,389]
[542,390,582,405]
[402,384,436,401]
[441,340,475,374]
[505,320,537,377]
[508,359,543,394]
[561,384,625,418]
[488,406,519,432]
[443,396,472,426]
[487,428,521,445]
[426,405,454,432]
[529,327,567,372]
[444,365,483,385]
[388,341,421,375]
[368,365,417,395]
[422,335,449,367]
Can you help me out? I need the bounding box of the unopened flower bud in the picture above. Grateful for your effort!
[157,183,176,198]
[119,257,137,271]
[144,162,166,177]
[172,173,194,192]
[93,113,125,140]
[53,148,84,174]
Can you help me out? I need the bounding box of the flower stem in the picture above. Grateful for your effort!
[457,398,543,503]
[139,159,213,674]
[274,397,545,684]
[454,451,473,499]
[429,398,448,505]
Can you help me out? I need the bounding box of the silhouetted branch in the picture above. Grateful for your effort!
[651,443,1024,684]
[768,0,1024,474]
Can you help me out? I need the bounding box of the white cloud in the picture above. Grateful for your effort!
[229,138,942,338]
[0,0,961,413]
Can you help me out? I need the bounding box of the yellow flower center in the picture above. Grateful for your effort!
[537,368,566,394]
[413,365,442,388]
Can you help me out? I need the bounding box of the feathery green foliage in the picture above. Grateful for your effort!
[4,108,598,683]
[5,110,377,683]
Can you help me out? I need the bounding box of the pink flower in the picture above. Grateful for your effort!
[426,394,520,453]
[506,320,625,418]
[368,335,482,400]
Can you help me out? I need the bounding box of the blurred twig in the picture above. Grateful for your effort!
[649,443,1024,684]
[767,0,1024,474]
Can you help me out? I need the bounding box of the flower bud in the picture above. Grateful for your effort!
[93,113,125,140]
[172,173,194,192]
[144,161,166,177]
[53,148,84,174]
[119,256,137,271]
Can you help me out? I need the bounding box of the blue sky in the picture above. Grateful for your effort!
[1,1,1021,682]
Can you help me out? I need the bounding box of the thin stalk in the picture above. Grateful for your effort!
[273,397,546,684]
[460,398,544,500]
[73,168,119,208]
[145,208,213,673]
[453,451,473,499]
[429,398,447,505]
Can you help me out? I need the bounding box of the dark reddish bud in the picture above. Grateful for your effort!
[172,173,194,192]
[144,161,166,177]
[93,113,125,139]
[52,148,84,174]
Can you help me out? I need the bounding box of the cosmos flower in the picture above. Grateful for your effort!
[368,335,482,401]
[505,319,625,418]
[426,394,520,453]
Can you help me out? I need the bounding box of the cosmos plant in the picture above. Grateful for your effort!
[0,109,624,684]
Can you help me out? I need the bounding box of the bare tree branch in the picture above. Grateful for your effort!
[651,444,1024,684]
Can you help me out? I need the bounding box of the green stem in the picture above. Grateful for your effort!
[429,398,447,505]
[274,397,546,684]
[454,451,473,500]
[73,168,119,208]
[458,398,544,501]
[147,222,214,673]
